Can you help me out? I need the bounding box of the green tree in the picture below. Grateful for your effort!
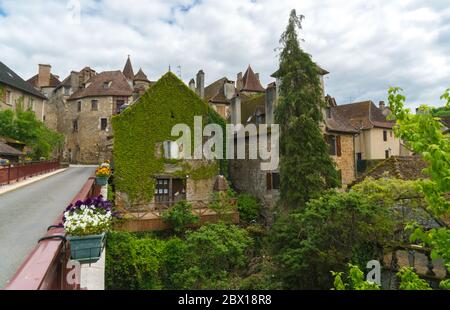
[0,107,63,160]
[332,264,381,290]
[275,9,339,209]
[270,190,394,289]
[162,201,199,235]
[388,87,450,282]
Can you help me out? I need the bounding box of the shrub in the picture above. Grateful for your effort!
[237,194,261,223]
[106,232,165,290]
[162,201,199,235]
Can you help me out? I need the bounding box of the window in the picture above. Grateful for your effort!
[155,178,186,203]
[100,118,108,131]
[383,130,388,142]
[326,135,341,156]
[64,87,70,96]
[385,150,390,159]
[73,120,78,132]
[357,153,362,161]
[115,100,125,114]
[91,100,98,111]
[267,172,280,191]
[103,81,111,89]
[163,141,180,159]
[77,101,82,112]
[390,131,393,138]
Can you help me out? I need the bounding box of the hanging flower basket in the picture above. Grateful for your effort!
[64,196,115,263]
[95,162,111,186]
[67,233,106,264]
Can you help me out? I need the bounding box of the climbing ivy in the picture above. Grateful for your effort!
[112,72,221,204]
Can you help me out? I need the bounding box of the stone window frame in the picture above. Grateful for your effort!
[100,118,108,131]
[91,99,99,111]
[266,172,280,191]
[326,134,342,157]
[72,119,79,132]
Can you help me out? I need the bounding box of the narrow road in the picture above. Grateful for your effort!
[0,166,95,288]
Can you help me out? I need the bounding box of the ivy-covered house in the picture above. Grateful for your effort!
[112,72,223,212]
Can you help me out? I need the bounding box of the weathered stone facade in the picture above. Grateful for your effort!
[330,134,355,185]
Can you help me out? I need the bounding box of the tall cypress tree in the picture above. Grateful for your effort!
[275,10,339,209]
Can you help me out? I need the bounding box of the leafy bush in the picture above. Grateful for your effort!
[397,267,432,290]
[332,264,380,290]
[162,201,199,235]
[105,232,165,290]
[270,190,395,289]
[237,194,261,223]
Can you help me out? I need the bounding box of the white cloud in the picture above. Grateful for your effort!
[0,0,449,108]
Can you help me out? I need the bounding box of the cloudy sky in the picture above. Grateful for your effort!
[0,0,449,108]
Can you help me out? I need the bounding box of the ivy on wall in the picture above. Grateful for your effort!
[112,72,223,203]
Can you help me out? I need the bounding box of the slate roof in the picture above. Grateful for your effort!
[123,56,134,81]
[68,71,133,100]
[333,101,395,130]
[27,73,61,88]
[0,61,47,100]
[134,68,149,82]
[241,66,265,93]
[0,141,23,156]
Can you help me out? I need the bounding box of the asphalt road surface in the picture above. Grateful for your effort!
[0,166,95,288]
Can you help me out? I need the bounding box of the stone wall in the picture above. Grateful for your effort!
[56,96,132,164]
[0,83,46,121]
[331,134,356,185]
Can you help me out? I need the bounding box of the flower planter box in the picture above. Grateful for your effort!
[95,176,109,186]
[67,233,106,264]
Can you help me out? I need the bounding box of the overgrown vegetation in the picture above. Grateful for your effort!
[0,106,63,160]
[112,72,221,204]
[162,201,199,235]
[106,223,254,290]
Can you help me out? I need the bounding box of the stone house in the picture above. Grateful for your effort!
[44,56,152,164]
[189,65,266,119]
[331,100,411,173]
[112,72,221,211]
[0,61,47,121]
[228,65,357,222]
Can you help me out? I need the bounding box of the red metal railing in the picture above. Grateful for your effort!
[4,176,101,290]
[0,161,60,186]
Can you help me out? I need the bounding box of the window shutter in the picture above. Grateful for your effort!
[266,173,272,191]
[336,136,342,157]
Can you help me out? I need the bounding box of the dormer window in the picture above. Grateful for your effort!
[103,81,112,89]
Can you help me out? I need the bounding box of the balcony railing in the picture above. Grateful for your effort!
[4,176,101,290]
[0,160,60,186]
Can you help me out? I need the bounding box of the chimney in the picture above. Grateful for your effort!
[70,71,80,92]
[231,94,241,125]
[38,64,51,88]
[255,73,260,81]
[196,70,205,99]
[236,72,243,91]
[189,78,196,92]
[379,101,385,109]
[265,83,278,124]
[224,80,235,100]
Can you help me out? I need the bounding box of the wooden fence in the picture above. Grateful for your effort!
[0,161,60,186]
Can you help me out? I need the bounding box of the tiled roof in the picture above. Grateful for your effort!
[0,141,23,156]
[204,77,230,103]
[241,66,265,93]
[325,96,359,134]
[0,61,47,100]
[123,56,134,81]
[27,73,61,88]
[333,101,395,130]
[68,71,133,100]
[134,68,149,82]
[352,156,429,185]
